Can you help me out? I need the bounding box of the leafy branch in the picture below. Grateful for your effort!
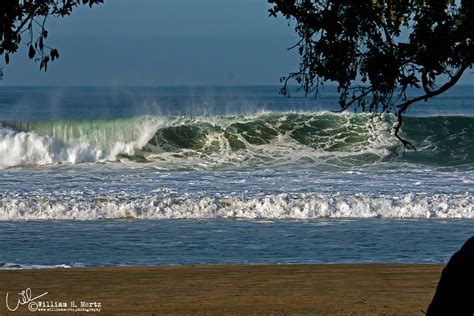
[269,0,474,149]
[1,0,103,71]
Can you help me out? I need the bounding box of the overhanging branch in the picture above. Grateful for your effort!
[394,64,469,149]
[397,64,468,115]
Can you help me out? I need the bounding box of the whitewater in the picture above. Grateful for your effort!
[0,112,472,220]
[1,113,473,169]
[0,85,472,267]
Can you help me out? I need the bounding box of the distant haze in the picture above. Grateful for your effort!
[1,0,473,86]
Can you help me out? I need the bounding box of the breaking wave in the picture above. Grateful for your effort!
[0,192,472,220]
[1,113,473,169]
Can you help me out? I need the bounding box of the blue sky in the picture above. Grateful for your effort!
[1,0,473,85]
[2,0,299,85]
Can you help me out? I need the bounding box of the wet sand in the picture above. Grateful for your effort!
[0,264,442,315]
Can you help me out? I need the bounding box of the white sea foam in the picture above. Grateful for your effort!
[0,192,472,220]
[0,116,167,168]
[0,263,73,270]
[0,128,101,168]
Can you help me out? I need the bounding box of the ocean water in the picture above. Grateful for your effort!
[0,85,472,268]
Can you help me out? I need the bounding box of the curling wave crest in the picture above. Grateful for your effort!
[1,112,473,169]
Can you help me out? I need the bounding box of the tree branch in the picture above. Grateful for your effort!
[397,65,468,115]
[13,2,43,36]
[394,64,469,150]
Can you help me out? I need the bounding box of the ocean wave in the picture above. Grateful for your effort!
[1,112,473,169]
[0,192,472,220]
[0,116,169,168]
[0,263,73,270]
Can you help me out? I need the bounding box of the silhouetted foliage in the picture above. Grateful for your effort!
[269,0,473,147]
[1,0,102,71]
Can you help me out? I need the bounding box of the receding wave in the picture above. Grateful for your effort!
[0,192,471,220]
[1,113,473,169]
[0,263,73,270]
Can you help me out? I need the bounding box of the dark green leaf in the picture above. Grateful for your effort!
[28,45,35,59]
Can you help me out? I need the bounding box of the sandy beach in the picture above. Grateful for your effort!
[0,264,442,315]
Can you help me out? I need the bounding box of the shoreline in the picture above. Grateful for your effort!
[0,264,443,315]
